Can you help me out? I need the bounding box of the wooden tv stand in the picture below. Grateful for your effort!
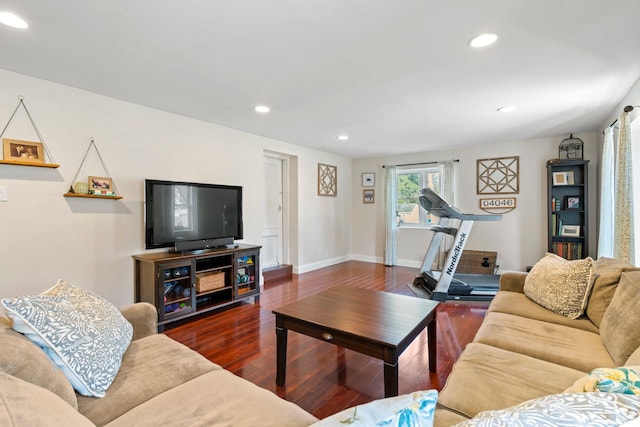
[133,244,261,330]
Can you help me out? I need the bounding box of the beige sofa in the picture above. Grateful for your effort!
[0,301,318,427]
[433,256,640,426]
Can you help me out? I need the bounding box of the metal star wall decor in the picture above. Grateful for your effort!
[476,156,519,194]
[318,163,337,196]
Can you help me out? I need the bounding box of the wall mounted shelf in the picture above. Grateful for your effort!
[0,160,60,168]
[63,192,123,200]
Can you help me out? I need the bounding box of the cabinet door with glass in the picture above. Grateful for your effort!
[157,259,196,321]
[235,250,260,298]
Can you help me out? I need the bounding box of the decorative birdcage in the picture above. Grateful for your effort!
[558,134,584,161]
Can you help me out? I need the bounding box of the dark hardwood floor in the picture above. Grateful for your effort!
[165,261,488,419]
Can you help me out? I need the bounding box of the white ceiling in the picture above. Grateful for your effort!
[1,1,640,158]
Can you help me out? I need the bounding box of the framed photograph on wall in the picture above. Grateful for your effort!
[363,189,374,204]
[362,172,375,187]
[560,225,581,237]
[2,138,45,164]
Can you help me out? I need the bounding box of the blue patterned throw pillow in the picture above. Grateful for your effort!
[1,280,133,397]
[310,390,438,427]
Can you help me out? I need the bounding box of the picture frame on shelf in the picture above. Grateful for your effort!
[560,225,581,237]
[363,189,374,204]
[552,171,575,186]
[362,172,375,187]
[565,195,581,210]
[2,138,45,164]
[88,176,114,195]
[552,172,566,185]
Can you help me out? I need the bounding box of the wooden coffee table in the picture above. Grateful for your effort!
[272,285,439,397]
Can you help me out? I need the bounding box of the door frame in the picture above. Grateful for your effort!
[263,151,291,266]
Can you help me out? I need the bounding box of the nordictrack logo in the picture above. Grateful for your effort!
[445,233,466,275]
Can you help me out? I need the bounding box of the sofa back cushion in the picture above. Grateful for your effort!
[523,253,595,319]
[0,317,77,409]
[600,271,640,366]
[587,257,640,328]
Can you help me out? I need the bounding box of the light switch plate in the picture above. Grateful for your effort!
[0,186,7,202]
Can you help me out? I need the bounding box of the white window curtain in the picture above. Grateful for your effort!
[384,166,397,266]
[598,127,615,258]
[437,160,456,268]
[613,111,636,263]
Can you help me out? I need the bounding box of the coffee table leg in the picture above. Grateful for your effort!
[275,324,288,386]
[428,315,437,372]
[383,361,399,397]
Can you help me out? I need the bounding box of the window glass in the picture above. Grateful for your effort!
[396,167,440,227]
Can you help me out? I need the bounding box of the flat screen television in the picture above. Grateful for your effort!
[145,179,243,252]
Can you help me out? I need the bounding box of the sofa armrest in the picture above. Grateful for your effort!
[499,271,528,293]
[120,302,158,341]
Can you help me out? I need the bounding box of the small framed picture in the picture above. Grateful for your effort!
[552,172,568,186]
[565,195,581,210]
[88,176,114,195]
[363,189,374,204]
[362,172,375,187]
[560,225,581,237]
[2,138,45,164]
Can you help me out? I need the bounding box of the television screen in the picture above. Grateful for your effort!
[145,179,243,251]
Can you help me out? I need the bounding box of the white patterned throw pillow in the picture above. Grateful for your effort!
[1,280,133,397]
[523,253,595,319]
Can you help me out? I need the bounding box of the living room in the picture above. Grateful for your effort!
[2,2,640,426]
[0,3,639,306]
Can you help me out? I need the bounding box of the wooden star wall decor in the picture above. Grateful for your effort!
[318,163,337,196]
[476,156,519,194]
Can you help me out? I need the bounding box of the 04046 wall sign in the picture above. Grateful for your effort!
[479,197,516,214]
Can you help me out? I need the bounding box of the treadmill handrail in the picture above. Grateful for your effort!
[419,188,502,221]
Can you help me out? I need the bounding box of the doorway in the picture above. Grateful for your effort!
[262,154,287,268]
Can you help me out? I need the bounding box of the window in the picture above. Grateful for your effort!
[396,167,441,227]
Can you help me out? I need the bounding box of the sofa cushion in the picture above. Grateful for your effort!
[587,257,640,328]
[452,392,640,427]
[1,280,133,397]
[437,343,585,418]
[310,390,437,427]
[523,253,595,319]
[103,369,319,427]
[0,370,93,427]
[626,346,640,366]
[433,408,469,427]
[565,366,640,394]
[487,291,598,333]
[473,312,614,372]
[77,333,221,426]
[0,317,78,409]
[600,271,640,366]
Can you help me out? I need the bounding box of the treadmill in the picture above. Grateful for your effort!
[412,188,502,301]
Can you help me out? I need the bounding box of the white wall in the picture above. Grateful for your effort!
[351,132,599,272]
[0,69,351,306]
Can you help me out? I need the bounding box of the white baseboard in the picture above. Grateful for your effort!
[294,255,351,274]
[291,254,422,274]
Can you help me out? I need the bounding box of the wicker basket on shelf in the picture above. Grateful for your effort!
[196,271,225,292]
[452,250,497,274]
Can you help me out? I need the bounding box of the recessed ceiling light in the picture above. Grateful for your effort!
[469,33,497,48]
[497,105,516,113]
[254,105,270,113]
[337,135,349,141]
[0,11,28,29]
